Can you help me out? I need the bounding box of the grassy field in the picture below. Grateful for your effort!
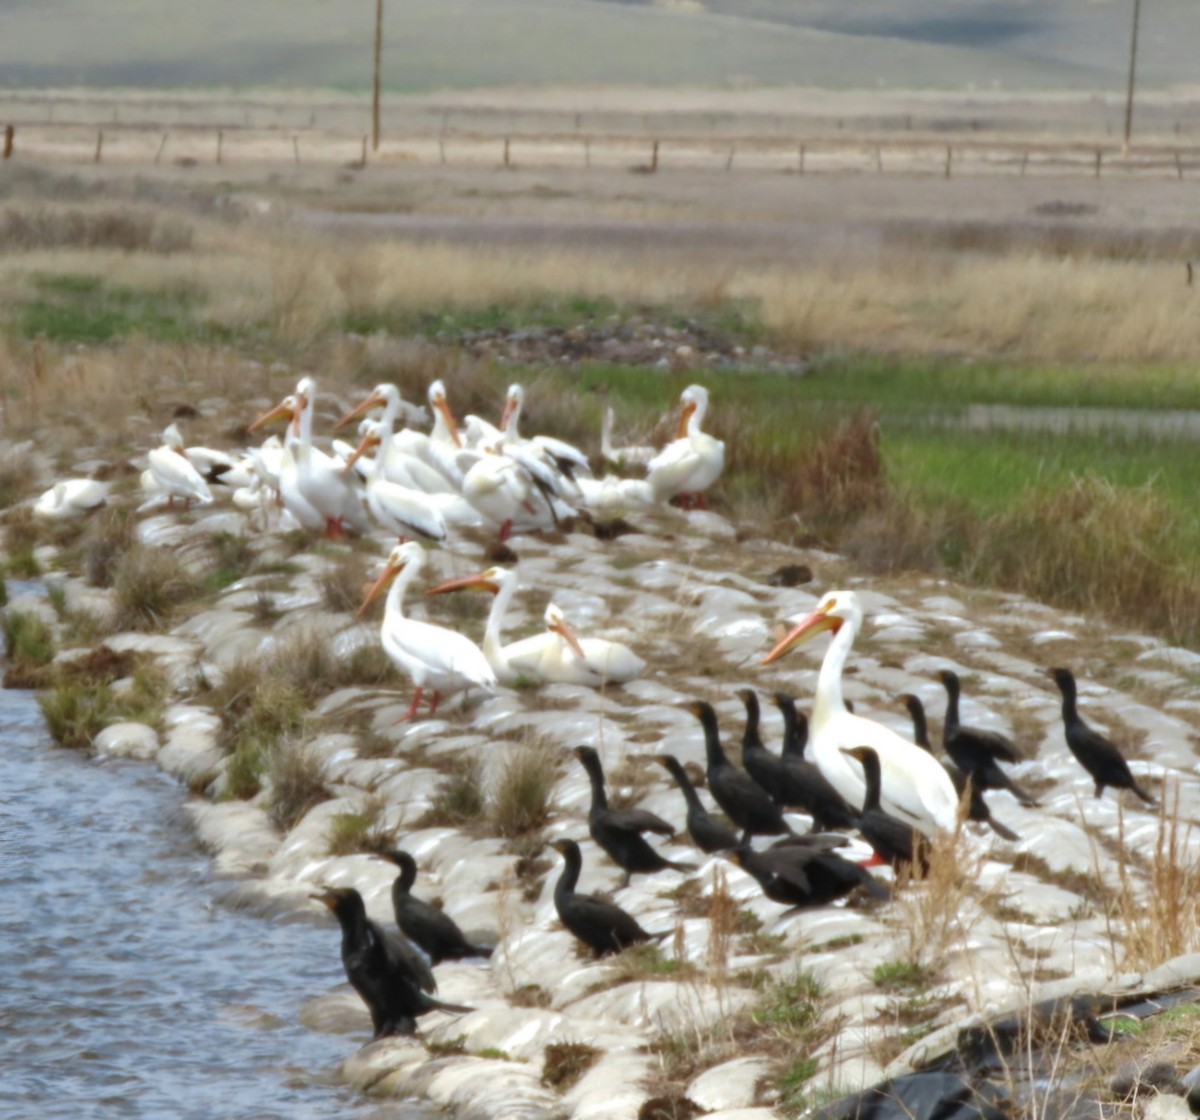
[2,160,1200,646]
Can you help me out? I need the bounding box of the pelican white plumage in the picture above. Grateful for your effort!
[337,383,461,495]
[761,589,959,836]
[248,379,368,538]
[33,479,108,520]
[459,438,574,540]
[143,424,213,511]
[532,602,645,685]
[499,383,592,478]
[646,385,724,509]
[427,568,643,686]
[600,406,657,470]
[358,542,496,720]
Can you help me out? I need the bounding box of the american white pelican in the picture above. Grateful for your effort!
[248,379,368,538]
[646,385,724,509]
[459,441,574,541]
[341,424,452,542]
[143,424,213,511]
[499,383,592,478]
[532,602,645,686]
[761,589,959,836]
[358,542,496,720]
[337,384,460,495]
[33,479,108,520]
[600,406,657,470]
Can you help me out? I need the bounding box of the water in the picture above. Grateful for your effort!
[0,682,421,1120]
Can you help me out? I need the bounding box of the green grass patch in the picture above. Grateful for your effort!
[15,273,218,344]
[873,960,934,991]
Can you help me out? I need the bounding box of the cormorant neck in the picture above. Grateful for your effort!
[740,694,762,754]
[393,854,416,894]
[943,679,960,732]
[908,701,930,751]
[858,751,883,813]
[698,709,728,769]
[580,753,608,810]
[554,847,581,897]
[664,758,703,813]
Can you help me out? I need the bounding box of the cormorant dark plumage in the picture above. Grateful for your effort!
[900,693,1019,842]
[574,746,694,883]
[655,754,739,853]
[770,691,860,832]
[385,850,493,965]
[316,886,472,1038]
[550,839,663,957]
[1049,667,1157,806]
[841,746,930,875]
[730,840,890,908]
[685,700,794,841]
[937,670,1037,807]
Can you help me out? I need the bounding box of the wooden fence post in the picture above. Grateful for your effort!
[650,139,658,173]
[1094,150,1102,178]
[360,134,368,166]
[94,130,103,163]
[439,136,446,164]
[725,145,735,171]
[944,146,952,179]
[503,137,511,167]
[3,124,14,160]
[1020,151,1029,176]
[1176,153,1185,181]
[293,136,300,164]
[798,144,805,175]
[583,138,590,168]
[154,132,167,164]
[216,129,223,164]
[875,146,883,173]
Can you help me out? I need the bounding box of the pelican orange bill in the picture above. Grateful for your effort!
[425,573,500,597]
[335,389,387,432]
[760,604,842,665]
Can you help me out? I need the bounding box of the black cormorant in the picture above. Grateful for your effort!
[385,850,492,965]
[654,753,738,853]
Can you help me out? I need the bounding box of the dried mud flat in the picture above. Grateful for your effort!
[10,455,1200,1118]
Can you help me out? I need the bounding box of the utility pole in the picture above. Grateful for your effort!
[1123,0,1142,155]
[372,0,384,152]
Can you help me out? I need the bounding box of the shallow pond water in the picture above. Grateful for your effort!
[0,681,425,1120]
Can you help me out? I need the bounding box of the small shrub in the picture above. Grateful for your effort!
[82,507,137,588]
[39,680,115,748]
[423,754,486,827]
[542,1041,601,1092]
[326,797,394,856]
[489,738,559,838]
[112,544,201,630]
[0,206,193,253]
[224,737,267,800]
[873,960,934,991]
[3,609,55,667]
[267,739,330,831]
[320,556,365,613]
[205,531,258,592]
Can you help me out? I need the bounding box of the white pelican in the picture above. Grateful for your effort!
[459,440,574,541]
[143,424,213,510]
[499,383,592,478]
[761,589,959,836]
[340,423,454,542]
[33,479,108,520]
[532,602,645,686]
[358,542,496,720]
[600,406,657,471]
[248,379,368,538]
[337,383,460,495]
[646,385,724,509]
[427,567,643,687]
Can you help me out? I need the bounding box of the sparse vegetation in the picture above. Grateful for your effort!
[542,1041,601,1092]
[266,738,330,831]
[488,737,560,839]
[424,754,486,827]
[326,797,394,856]
[112,544,202,631]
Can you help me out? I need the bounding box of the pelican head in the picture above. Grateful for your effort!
[499,383,525,433]
[545,602,586,660]
[336,383,397,431]
[247,393,296,436]
[761,589,862,665]
[343,421,382,473]
[425,564,511,598]
[428,380,462,447]
[357,541,425,619]
[677,384,709,437]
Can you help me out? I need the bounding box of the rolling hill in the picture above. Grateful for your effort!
[0,0,1194,92]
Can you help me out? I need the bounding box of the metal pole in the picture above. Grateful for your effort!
[1123,0,1142,154]
[372,0,383,151]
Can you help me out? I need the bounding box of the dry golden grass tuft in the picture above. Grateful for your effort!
[112,544,202,631]
[489,736,561,839]
[267,737,330,831]
[1110,787,1200,971]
